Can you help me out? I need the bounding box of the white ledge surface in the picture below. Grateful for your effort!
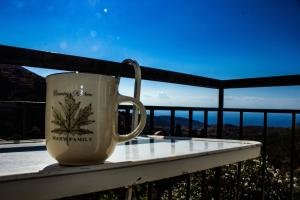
[0,136,261,200]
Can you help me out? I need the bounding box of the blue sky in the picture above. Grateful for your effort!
[1,0,300,108]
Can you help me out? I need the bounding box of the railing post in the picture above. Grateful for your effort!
[186,174,191,200]
[290,112,296,200]
[149,109,154,134]
[236,111,244,200]
[203,110,208,138]
[168,182,173,200]
[125,108,131,133]
[21,103,27,139]
[239,111,244,140]
[147,182,153,200]
[170,109,175,136]
[214,88,224,200]
[261,112,268,200]
[217,88,224,139]
[188,109,193,137]
[201,110,209,200]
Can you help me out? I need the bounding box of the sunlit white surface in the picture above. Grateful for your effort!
[0,136,261,200]
[110,138,246,162]
[0,136,260,177]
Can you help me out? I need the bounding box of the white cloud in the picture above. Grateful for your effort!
[225,96,265,103]
[91,45,99,52]
[139,89,218,107]
[143,94,152,98]
[59,41,68,49]
[157,92,170,99]
[225,96,300,109]
[118,79,300,109]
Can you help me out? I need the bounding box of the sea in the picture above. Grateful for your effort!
[152,110,299,128]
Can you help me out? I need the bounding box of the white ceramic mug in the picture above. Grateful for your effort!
[45,72,146,165]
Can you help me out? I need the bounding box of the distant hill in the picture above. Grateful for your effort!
[0,64,45,101]
[149,115,203,127]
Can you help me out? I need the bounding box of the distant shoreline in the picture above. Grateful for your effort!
[152,112,298,128]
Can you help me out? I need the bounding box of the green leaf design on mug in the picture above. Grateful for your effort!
[51,93,94,145]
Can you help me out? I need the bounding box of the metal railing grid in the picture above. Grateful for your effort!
[1,44,300,199]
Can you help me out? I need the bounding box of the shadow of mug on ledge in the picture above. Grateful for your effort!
[45,70,146,166]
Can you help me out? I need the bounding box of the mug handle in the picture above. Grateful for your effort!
[122,59,141,130]
[114,94,147,143]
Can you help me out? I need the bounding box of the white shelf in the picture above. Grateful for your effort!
[0,136,261,200]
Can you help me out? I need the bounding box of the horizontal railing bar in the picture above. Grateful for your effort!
[0,101,46,104]
[122,106,300,113]
[0,45,220,88]
[143,106,218,111]
[1,45,300,90]
[223,107,300,113]
[223,75,300,88]
[2,101,300,113]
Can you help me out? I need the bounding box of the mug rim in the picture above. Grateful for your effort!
[46,72,118,81]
